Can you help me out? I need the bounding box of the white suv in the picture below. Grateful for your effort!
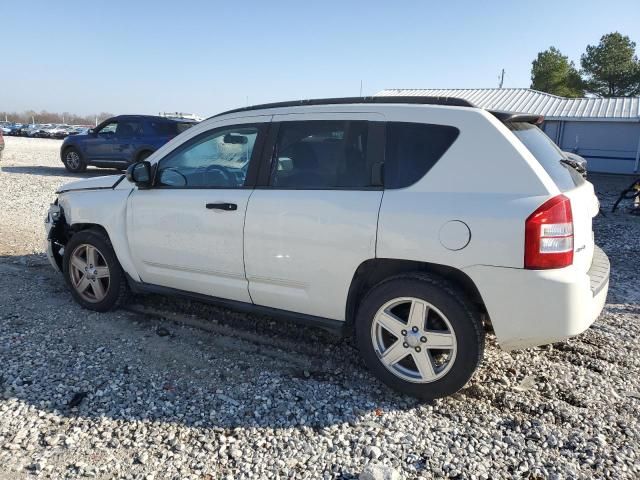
[45,97,609,399]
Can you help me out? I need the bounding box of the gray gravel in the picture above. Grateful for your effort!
[0,136,639,479]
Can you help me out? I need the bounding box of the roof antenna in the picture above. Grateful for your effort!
[498,68,505,88]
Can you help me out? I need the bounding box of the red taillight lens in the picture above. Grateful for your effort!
[524,194,573,269]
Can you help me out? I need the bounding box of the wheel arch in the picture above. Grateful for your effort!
[345,258,487,335]
[49,217,112,270]
[60,143,82,160]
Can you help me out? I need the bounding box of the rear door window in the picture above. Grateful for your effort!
[115,120,143,138]
[507,122,583,191]
[270,120,372,189]
[384,122,459,188]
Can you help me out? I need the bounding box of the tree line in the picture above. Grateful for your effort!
[531,32,640,97]
[0,110,114,126]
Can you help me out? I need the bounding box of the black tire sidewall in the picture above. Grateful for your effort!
[355,276,483,399]
[62,230,124,312]
[63,147,86,173]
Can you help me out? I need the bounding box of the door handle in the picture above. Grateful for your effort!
[206,202,237,211]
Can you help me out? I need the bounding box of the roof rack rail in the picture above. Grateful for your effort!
[211,96,477,118]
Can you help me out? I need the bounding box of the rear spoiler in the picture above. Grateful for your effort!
[489,110,544,125]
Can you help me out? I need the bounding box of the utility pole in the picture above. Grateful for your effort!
[498,69,505,88]
[359,80,363,97]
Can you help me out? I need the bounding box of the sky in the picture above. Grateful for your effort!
[2,0,639,117]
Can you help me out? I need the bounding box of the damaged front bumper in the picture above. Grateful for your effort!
[44,202,65,272]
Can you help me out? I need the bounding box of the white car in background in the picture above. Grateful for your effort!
[45,97,609,399]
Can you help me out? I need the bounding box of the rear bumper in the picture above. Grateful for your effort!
[463,246,610,350]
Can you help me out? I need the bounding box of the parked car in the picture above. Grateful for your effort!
[59,115,197,172]
[47,125,72,139]
[67,126,90,136]
[6,123,24,136]
[0,128,4,161]
[16,124,33,136]
[29,124,51,137]
[45,97,609,399]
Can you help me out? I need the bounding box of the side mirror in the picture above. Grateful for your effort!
[126,161,152,188]
[88,129,96,135]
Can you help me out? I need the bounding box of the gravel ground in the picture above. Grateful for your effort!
[0,136,639,479]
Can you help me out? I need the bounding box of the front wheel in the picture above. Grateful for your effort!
[62,230,127,312]
[63,147,87,173]
[355,273,484,399]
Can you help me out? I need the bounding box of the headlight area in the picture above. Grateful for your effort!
[45,200,69,271]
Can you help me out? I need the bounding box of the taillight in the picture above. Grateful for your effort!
[524,194,573,269]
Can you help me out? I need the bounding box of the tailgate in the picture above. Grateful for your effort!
[506,122,599,273]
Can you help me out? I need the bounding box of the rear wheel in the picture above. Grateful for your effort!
[63,230,127,312]
[355,273,484,399]
[63,147,87,173]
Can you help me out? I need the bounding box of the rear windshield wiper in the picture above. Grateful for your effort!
[560,158,586,174]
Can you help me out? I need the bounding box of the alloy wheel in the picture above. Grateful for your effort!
[69,244,110,303]
[66,151,80,169]
[371,297,457,383]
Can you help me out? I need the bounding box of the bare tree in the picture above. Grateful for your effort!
[0,110,114,126]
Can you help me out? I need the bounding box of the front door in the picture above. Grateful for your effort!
[127,119,269,302]
[85,120,118,160]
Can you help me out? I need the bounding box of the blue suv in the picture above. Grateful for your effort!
[60,115,197,172]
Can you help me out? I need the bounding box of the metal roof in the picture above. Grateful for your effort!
[376,88,640,122]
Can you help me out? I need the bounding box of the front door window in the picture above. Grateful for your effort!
[156,127,259,188]
[98,122,117,136]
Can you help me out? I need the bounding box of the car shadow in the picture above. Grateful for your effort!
[0,165,122,178]
[0,253,425,432]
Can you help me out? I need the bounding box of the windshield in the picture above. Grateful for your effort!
[507,122,583,191]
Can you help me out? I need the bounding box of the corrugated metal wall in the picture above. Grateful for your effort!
[543,121,640,174]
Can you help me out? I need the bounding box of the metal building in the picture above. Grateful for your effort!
[376,88,640,174]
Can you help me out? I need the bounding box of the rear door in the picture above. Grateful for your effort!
[244,112,385,321]
[113,118,145,162]
[508,122,599,272]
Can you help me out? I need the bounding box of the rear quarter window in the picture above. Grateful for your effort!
[384,122,459,189]
[507,122,583,191]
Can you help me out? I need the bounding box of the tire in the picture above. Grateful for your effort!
[355,273,484,399]
[62,229,128,312]
[63,147,87,173]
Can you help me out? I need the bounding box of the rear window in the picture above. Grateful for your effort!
[151,121,195,136]
[507,122,583,190]
[384,122,459,188]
